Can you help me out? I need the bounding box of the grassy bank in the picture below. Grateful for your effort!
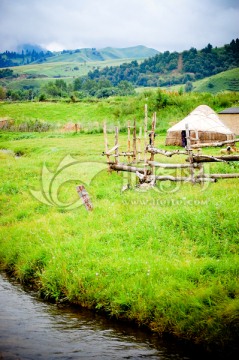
[0,130,239,355]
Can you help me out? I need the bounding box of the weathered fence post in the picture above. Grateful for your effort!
[133,119,137,163]
[76,185,93,211]
[127,120,131,164]
[149,112,157,175]
[103,121,110,167]
[137,127,142,162]
[115,126,119,164]
[185,123,195,183]
[144,104,148,176]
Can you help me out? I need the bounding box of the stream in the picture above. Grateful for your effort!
[0,272,224,360]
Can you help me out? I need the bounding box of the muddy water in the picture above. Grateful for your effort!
[0,272,211,360]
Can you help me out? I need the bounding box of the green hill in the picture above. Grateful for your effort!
[192,68,239,93]
[162,68,239,94]
[86,39,239,88]
[0,45,159,67]
[45,46,159,63]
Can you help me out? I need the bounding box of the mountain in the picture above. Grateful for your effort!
[95,45,158,59]
[0,45,159,67]
[39,45,159,63]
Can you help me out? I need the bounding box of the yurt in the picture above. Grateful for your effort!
[218,107,239,135]
[165,105,235,146]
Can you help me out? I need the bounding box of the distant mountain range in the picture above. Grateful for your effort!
[49,45,159,63]
[0,45,159,68]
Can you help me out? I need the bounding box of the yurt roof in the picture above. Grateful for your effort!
[218,107,239,114]
[168,105,233,135]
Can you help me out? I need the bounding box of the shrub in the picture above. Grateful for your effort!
[39,93,47,102]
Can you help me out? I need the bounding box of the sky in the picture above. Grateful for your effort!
[0,0,238,53]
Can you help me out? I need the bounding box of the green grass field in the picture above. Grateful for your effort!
[1,90,239,134]
[0,129,239,354]
[193,68,239,93]
[0,95,239,355]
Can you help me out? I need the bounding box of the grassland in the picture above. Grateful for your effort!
[1,90,239,133]
[44,45,158,63]
[193,68,239,93]
[0,95,239,356]
[166,68,239,94]
[11,58,137,78]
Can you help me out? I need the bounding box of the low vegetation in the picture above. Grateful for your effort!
[0,92,239,355]
[0,90,238,133]
[192,68,239,93]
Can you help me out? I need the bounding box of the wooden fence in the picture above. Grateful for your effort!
[102,105,239,188]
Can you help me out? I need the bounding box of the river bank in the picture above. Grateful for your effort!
[0,132,239,357]
[0,271,237,360]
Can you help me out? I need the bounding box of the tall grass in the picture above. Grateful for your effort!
[0,130,239,354]
[0,91,239,135]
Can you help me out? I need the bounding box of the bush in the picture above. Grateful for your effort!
[39,93,47,102]
[17,119,52,132]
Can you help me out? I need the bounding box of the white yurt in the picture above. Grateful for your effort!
[165,105,235,146]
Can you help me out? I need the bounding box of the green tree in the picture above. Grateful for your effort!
[185,81,193,92]
[0,86,6,100]
[73,77,84,91]
[55,79,67,92]
[117,81,135,95]
[39,93,47,101]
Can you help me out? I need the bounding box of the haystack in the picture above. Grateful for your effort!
[165,105,235,146]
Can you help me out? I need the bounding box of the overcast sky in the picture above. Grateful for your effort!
[0,0,238,53]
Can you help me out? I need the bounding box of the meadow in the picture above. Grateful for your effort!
[0,93,239,355]
[1,89,239,133]
[192,68,239,93]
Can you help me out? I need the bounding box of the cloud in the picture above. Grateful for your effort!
[0,0,238,52]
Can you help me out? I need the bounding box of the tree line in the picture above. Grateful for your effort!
[0,49,53,67]
[0,78,136,101]
[86,39,239,87]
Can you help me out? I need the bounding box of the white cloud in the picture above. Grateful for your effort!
[0,0,238,52]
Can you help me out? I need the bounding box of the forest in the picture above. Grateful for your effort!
[87,39,239,87]
[0,49,53,67]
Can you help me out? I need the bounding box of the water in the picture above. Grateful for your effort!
[0,272,219,360]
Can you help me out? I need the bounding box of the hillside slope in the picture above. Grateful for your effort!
[86,39,239,88]
[39,46,159,63]
[0,45,159,67]
[192,68,239,93]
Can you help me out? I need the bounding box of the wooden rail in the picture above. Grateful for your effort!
[102,107,239,188]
